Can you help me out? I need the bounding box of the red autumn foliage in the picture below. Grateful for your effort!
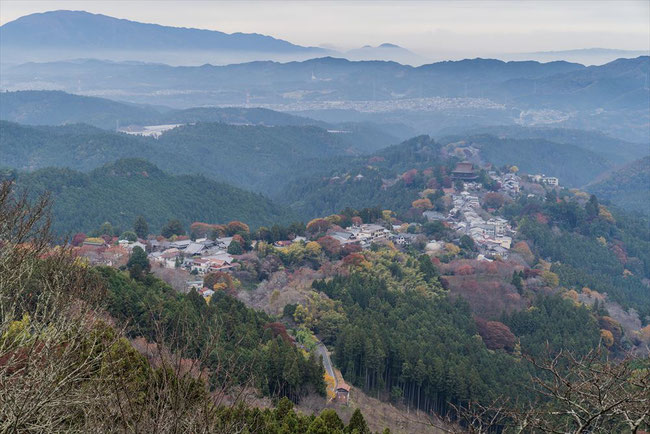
[190,222,226,238]
[264,322,295,344]
[427,178,439,189]
[343,253,366,267]
[402,169,418,185]
[456,265,475,275]
[535,213,549,224]
[524,268,541,279]
[306,218,331,234]
[610,242,627,264]
[485,262,499,275]
[342,243,362,256]
[71,233,86,246]
[227,221,250,235]
[350,216,363,226]
[316,236,342,258]
[475,317,516,352]
[483,192,506,209]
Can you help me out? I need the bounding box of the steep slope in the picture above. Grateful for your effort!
[587,156,650,215]
[4,159,293,235]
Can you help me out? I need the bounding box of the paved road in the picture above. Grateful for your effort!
[315,340,337,393]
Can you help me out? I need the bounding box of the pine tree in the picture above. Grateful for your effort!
[133,216,149,239]
[161,219,185,238]
[127,246,150,279]
[346,409,370,434]
[586,194,599,219]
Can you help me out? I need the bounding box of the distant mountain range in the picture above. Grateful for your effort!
[0,90,408,151]
[345,43,424,65]
[0,10,329,65]
[3,55,645,142]
[506,48,650,66]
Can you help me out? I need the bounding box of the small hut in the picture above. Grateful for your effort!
[335,382,350,405]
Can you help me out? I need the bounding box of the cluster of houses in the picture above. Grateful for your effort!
[445,191,514,258]
[493,172,521,197]
[530,174,559,187]
[329,223,392,249]
[147,237,234,275]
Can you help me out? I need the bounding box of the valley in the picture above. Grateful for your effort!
[1,5,648,433]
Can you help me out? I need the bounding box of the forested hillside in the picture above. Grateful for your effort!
[0,120,371,195]
[0,90,160,129]
[587,156,650,215]
[0,91,403,153]
[280,135,445,219]
[440,134,613,187]
[445,125,648,164]
[504,192,650,322]
[0,182,380,433]
[3,159,293,235]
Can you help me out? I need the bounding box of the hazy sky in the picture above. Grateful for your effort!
[1,0,648,58]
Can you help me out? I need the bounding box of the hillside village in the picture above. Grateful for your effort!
[75,160,562,299]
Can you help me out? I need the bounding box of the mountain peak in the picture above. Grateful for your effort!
[0,9,327,62]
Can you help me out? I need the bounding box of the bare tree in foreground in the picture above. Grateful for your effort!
[0,181,258,433]
[446,346,649,433]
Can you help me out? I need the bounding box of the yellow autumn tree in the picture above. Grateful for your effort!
[600,329,614,347]
[512,241,534,264]
[445,243,461,257]
[305,241,322,257]
[564,289,579,303]
[541,270,560,288]
[599,205,615,223]
[412,198,433,209]
[639,325,650,344]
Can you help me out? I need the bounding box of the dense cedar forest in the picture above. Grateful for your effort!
[99,266,326,403]
[306,250,603,416]
[1,158,293,235]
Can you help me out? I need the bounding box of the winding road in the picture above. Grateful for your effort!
[315,339,337,393]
